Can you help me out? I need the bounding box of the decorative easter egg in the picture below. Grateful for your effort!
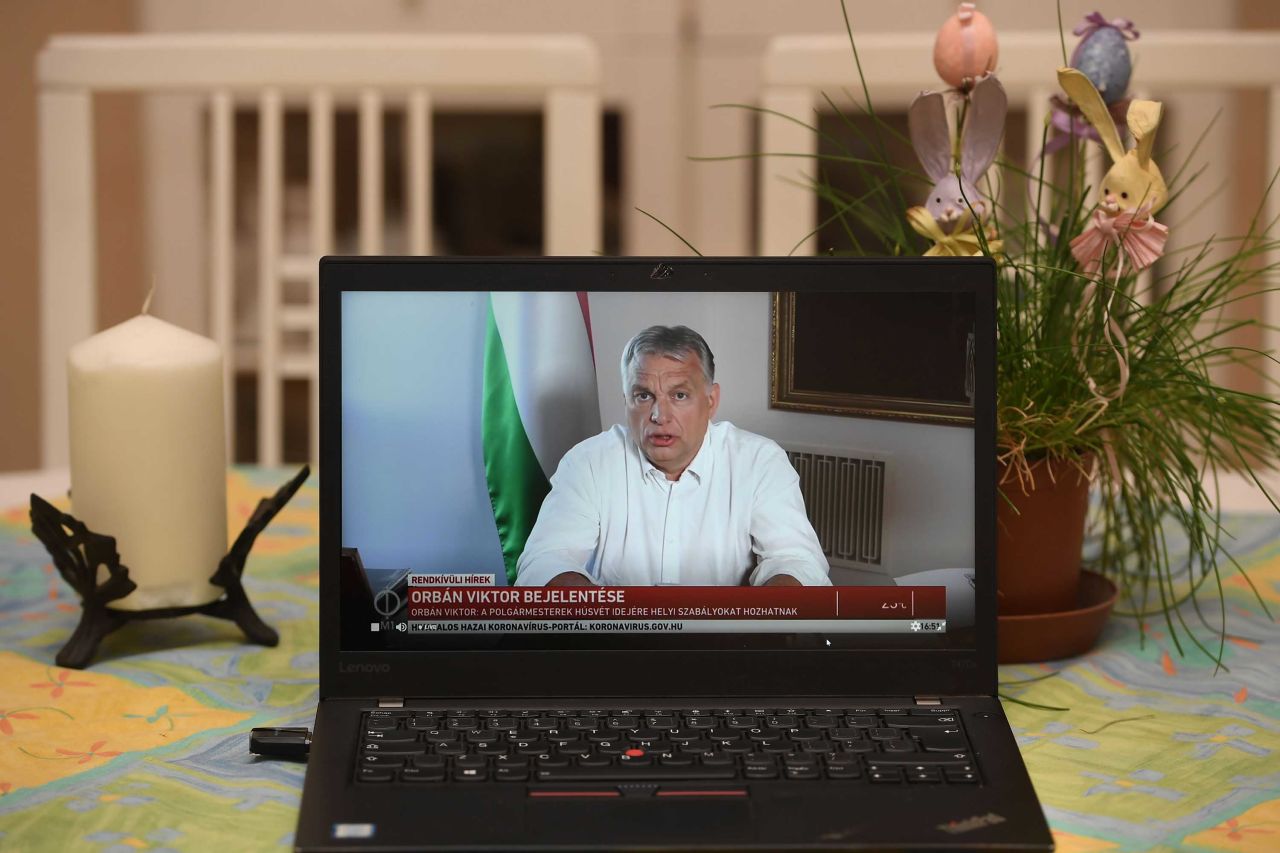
[1072,25,1132,104]
[933,2,999,89]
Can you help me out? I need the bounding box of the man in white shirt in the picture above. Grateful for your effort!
[515,325,830,588]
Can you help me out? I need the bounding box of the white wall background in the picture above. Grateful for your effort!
[341,290,508,581]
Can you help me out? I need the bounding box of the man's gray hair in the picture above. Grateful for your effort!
[620,325,716,388]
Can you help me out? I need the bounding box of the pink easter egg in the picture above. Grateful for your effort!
[933,2,999,89]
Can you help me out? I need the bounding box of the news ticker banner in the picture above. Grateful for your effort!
[395,620,944,634]
[394,580,947,633]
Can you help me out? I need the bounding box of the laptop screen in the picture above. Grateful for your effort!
[334,269,986,654]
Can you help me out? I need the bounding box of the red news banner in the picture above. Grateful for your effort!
[407,586,945,621]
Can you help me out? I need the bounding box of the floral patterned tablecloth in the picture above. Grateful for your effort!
[0,468,1277,852]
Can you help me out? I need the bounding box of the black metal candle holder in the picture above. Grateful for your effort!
[29,466,310,669]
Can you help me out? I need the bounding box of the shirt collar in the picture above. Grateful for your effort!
[683,425,716,482]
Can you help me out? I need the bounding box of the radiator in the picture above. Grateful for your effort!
[785,448,886,569]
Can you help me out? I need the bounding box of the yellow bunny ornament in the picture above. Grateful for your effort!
[1058,67,1169,272]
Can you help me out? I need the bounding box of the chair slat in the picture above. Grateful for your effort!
[208,90,235,460]
[39,91,95,468]
[258,88,283,468]
[544,88,601,255]
[358,89,383,256]
[309,89,333,465]
[1267,85,1280,390]
[1023,88,1053,239]
[407,90,432,256]
[758,87,815,257]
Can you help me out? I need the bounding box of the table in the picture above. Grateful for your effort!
[1,468,1277,851]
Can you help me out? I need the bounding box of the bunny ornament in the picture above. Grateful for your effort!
[906,73,1007,256]
[1059,67,1169,274]
[1059,67,1169,410]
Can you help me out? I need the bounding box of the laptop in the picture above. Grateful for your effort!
[296,257,1054,850]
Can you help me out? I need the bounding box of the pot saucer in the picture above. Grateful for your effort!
[997,569,1118,664]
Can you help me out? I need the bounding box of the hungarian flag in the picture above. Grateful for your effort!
[482,292,600,583]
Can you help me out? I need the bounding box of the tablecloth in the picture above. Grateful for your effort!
[0,467,1277,852]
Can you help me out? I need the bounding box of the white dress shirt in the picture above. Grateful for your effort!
[514,421,831,587]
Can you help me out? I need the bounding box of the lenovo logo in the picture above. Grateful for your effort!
[338,662,391,674]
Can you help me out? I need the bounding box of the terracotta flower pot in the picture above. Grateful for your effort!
[996,453,1094,615]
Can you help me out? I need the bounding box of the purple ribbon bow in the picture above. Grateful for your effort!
[1074,12,1140,41]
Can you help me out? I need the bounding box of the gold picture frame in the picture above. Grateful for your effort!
[769,291,975,426]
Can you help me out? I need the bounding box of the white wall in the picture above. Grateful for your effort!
[341,291,507,581]
[589,290,975,582]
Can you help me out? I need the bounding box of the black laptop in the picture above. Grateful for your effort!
[296,257,1053,850]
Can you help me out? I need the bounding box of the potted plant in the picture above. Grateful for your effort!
[723,3,1280,663]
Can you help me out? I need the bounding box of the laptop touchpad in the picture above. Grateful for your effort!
[526,798,755,844]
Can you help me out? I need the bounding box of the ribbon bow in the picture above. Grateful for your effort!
[907,207,1001,257]
[1069,205,1168,275]
[1074,12,1139,41]
[1068,203,1168,419]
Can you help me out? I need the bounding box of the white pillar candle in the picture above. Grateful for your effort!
[68,314,228,610]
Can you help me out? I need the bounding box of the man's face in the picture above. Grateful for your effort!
[625,352,720,481]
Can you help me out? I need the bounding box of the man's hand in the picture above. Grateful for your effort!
[547,571,594,587]
[763,574,802,587]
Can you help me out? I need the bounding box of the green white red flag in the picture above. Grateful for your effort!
[482,292,599,583]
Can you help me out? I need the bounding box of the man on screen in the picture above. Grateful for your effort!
[515,325,830,588]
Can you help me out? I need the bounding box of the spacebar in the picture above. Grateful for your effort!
[536,766,738,782]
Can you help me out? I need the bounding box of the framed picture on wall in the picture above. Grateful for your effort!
[769,290,975,426]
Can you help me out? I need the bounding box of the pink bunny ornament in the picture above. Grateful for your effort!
[1057,68,1170,409]
[1059,67,1169,274]
[907,74,1007,256]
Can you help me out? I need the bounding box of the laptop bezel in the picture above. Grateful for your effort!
[318,257,998,700]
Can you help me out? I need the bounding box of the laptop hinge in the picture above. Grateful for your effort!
[914,696,943,706]
[378,698,404,709]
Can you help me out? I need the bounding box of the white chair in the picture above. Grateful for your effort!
[37,34,602,469]
[756,30,1280,511]
[757,32,1279,346]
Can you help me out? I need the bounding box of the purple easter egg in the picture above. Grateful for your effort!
[1071,26,1132,104]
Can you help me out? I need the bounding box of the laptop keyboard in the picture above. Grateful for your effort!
[356,706,980,786]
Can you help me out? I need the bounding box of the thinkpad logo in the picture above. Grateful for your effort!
[339,662,391,674]
[937,812,1006,834]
